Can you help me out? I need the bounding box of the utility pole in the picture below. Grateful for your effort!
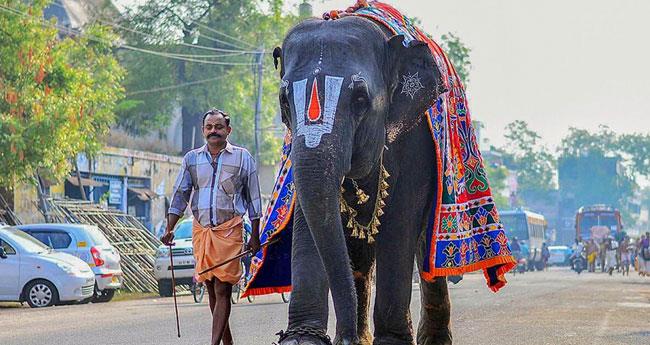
[253,48,264,167]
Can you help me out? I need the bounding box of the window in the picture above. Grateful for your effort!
[84,226,109,246]
[0,238,16,255]
[27,231,72,249]
[174,221,193,239]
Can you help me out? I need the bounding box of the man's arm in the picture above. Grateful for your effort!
[162,155,192,245]
[243,152,263,253]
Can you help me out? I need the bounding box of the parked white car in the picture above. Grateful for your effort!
[18,223,123,302]
[0,226,95,307]
[154,218,195,297]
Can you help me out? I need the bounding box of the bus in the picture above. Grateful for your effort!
[500,209,547,271]
[575,205,622,243]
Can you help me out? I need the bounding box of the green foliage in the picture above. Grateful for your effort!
[558,126,650,223]
[559,125,650,181]
[0,0,125,188]
[501,121,556,201]
[485,163,509,210]
[440,32,471,85]
[115,0,298,163]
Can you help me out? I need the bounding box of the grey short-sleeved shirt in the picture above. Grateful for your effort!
[168,142,262,227]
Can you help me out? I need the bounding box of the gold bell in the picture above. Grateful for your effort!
[356,189,369,204]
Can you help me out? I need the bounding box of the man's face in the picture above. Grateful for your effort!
[203,114,231,146]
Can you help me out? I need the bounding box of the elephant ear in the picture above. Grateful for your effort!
[386,35,446,126]
[273,46,285,77]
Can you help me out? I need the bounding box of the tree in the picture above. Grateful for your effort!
[0,0,125,187]
[114,0,298,163]
[559,126,650,182]
[440,32,471,86]
[501,120,556,202]
[557,126,650,225]
[484,163,509,210]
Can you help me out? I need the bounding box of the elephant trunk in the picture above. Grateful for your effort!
[292,142,357,342]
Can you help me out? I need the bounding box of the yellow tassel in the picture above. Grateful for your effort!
[381,190,389,198]
[379,200,386,208]
[351,226,359,238]
[374,218,381,227]
[347,218,354,229]
[377,209,384,217]
[381,181,389,189]
[358,229,366,239]
[367,235,375,243]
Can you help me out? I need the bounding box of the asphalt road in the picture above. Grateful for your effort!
[1,267,648,345]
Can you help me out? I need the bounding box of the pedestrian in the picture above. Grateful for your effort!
[541,242,550,271]
[638,234,650,277]
[587,239,598,273]
[620,236,632,276]
[599,239,607,272]
[161,109,263,345]
[604,237,618,276]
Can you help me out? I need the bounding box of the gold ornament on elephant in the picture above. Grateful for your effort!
[339,155,390,243]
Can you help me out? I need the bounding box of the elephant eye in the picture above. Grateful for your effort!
[351,87,370,116]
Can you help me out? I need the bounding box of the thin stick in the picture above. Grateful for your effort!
[169,244,181,338]
[198,238,279,276]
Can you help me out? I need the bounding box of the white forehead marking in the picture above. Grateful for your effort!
[293,75,344,148]
[348,72,366,89]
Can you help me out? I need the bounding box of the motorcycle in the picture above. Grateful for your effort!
[511,251,527,275]
[572,252,587,274]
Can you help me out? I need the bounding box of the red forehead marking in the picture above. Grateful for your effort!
[307,78,322,122]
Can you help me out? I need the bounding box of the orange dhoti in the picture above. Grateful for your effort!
[192,216,244,285]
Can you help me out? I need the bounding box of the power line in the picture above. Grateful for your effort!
[126,71,247,96]
[195,22,258,49]
[0,5,259,66]
[47,1,262,55]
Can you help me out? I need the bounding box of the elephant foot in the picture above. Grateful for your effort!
[371,335,414,345]
[334,330,372,345]
[280,334,330,345]
[277,327,333,345]
[416,331,452,345]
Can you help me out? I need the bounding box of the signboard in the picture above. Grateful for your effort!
[109,180,122,205]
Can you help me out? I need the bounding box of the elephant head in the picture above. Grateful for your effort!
[275,16,445,341]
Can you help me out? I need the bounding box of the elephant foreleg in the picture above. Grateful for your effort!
[373,228,418,345]
[335,239,376,345]
[282,201,331,345]
[415,236,452,345]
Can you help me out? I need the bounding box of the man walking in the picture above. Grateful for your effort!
[162,109,262,345]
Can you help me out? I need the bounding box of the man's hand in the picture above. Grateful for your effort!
[161,230,175,246]
[162,214,181,246]
[247,235,261,254]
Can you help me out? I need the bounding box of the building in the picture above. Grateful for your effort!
[6,147,183,234]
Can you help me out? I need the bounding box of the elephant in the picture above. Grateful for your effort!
[274,14,452,345]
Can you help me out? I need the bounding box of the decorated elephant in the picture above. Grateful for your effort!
[244,2,515,345]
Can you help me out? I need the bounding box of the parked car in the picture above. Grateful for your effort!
[153,218,253,297]
[547,245,572,266]
[18,223,123,303]
[154,218,195,297]
[0,226,95,307]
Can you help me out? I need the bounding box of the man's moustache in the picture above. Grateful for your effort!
[207,133,221,139]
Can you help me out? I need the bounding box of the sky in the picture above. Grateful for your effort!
[115,0,650,150]
[295,0,650,150]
